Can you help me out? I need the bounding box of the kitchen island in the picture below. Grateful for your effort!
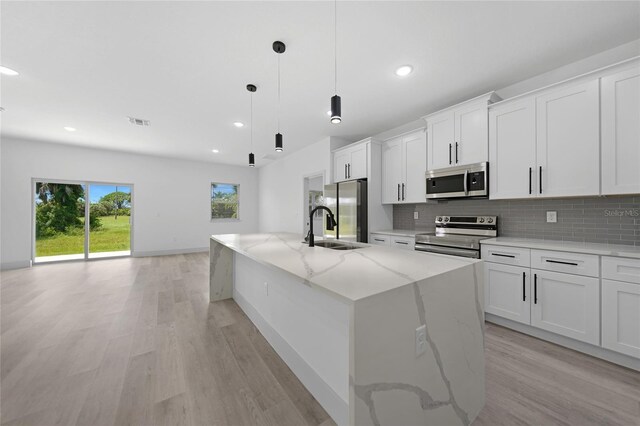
[210,233,485,426]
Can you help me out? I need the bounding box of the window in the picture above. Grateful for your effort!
[211,183,239,220]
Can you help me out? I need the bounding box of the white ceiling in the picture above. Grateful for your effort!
[2,1,639,166]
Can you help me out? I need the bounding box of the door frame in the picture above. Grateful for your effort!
[31,178,135,264]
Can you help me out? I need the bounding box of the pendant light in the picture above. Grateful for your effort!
[247,84,257,167]
[273,41,286,152]
[330,0,341,124]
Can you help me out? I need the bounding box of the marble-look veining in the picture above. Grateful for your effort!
[482,237,640,259]
[210,233,485,425]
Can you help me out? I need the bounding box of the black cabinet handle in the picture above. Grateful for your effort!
[395,241,409,245]
[491,253,515,258]
[374,238,385,242]
[402,183,405,200]
[522,272,526,302]
[539,166,542,194]
[534,273,538,304]
[449,144,452,164]
[455,142,459,163]
[348,163,351,178]
[545,259,578,266]
[397,184,400,201]
[344,164,347,179]
[529,167,532,194]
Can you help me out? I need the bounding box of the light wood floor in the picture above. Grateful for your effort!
[1,253,639,426]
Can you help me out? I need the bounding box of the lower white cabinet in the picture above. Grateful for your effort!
[370,233,390,246]
[390,236,414,250]
[484,263,530,324]
[602,279,640,358]
[530,269,600,345]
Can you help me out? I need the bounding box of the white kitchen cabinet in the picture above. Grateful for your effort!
[601,64,640,195]
[489,98,537,199]
[484,262,530,325]
[425,92,500,170]
[602,279,640,358]
[333,142,368,183]
[530,269,600,345]
[535,79,600,197]
[382,130,426,204]
[390,236,414,250]
[369,233,391,246]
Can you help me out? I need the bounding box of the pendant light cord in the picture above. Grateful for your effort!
[250,91,253,151]
[277,54,281,132]
[334,0,337,95]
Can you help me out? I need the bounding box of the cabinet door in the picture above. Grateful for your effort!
[602,279,640,358]
[531,269,599,345]
[489,99,537,199]
[601,64,640,195]
[382,139,402,204]
[484,263,530,324]
[348,144,368,180]
[333,151,350,183]
[536,80,600,197]
[427,111,454,170]
[454,100,489,165]
[402,130,427,203]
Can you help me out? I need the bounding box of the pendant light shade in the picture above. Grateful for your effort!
[249,152,255,167]
[330,95,342,124]
[273,41,286,152]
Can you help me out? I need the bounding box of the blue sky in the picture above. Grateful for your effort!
[211,183,237,195]
[89,185,131,203]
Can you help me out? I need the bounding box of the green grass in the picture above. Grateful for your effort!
[36,216,131,257]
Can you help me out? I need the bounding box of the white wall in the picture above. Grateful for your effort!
[259,137,331,234]
[1,137,259,269]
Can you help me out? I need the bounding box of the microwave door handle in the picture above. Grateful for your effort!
[463,169,468,195]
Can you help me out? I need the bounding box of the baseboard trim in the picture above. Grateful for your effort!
[132,247,208,257]
[486,313,640,371]
[0,260,32,270]
[233,290,348,426]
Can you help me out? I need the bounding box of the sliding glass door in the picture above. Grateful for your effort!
[33,180,132,263]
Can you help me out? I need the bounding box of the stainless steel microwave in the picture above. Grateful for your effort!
[425,162,489,200]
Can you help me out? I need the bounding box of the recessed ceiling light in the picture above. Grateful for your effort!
[212,149,219,153]
[233,122,244,128]
[395,65,413,77]
[64,126,76,132]
[0,66,19,76]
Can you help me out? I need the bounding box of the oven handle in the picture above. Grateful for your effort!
[415,244,479,258]
[463,169,468,195]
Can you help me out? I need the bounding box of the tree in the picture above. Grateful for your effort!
[34,182,101,237]
[99,191,131,219]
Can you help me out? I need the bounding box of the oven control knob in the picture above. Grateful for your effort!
[436,217,442,222]
[479,218,485,223]
[443,217,449,222]
[487,218,494,223]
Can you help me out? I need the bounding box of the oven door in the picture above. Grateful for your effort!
[426,162,488,199]
[414,244,480,258]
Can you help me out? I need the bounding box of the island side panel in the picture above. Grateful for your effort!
[350,262,485,426]
[210,238,234,301]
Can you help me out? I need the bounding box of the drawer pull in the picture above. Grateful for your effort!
[491,253,516,258]
[545,259,578,266]
[374,238,385,242]
[534,273,538,304]
[522,272,526,302]
[395,241,409,245]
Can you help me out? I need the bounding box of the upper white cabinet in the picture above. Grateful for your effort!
[424,92,500,170]
[333,141,368,182]
[536,80,600,197]
[601,63,640,195]
[489,98,537,199]
[382,130,427,204]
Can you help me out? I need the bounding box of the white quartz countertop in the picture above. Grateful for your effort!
[211,233,480,302]
[481,237,640,259]
[371,229,428,237]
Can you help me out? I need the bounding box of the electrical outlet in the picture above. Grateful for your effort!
[415,324,427,356]
[264,282,269,296]
[546,211,557,223]
[414,211,419,220]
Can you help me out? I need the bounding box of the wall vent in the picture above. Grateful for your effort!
[127,116,150,126]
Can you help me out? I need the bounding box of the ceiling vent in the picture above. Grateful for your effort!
[127,116,150,126]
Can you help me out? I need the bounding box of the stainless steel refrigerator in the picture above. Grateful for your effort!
[323,179,368,243]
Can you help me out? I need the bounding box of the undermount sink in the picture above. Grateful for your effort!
[313,241,362,250]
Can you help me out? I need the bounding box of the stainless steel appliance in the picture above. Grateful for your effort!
[426,162,489,200]
[323,179,368,243]
[415,215,497,258]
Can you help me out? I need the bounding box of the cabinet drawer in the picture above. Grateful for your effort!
[391,236,414,250]
[531,249,599,278]
[602,257,640,284]
[370,234,390,246]
[481,245,530,267]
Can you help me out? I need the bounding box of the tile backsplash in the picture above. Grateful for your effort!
[393,195,640,246]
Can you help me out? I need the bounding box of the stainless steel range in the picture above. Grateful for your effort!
[414,215,497,258]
